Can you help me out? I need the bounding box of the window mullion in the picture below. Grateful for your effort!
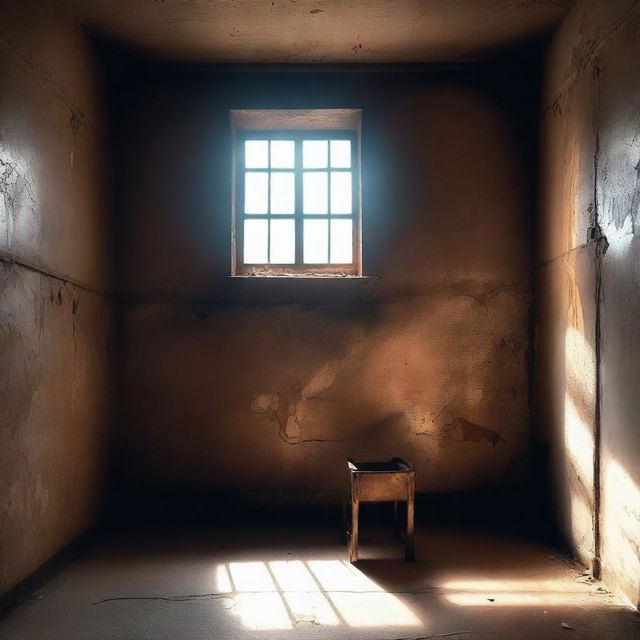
[327,142,332,264]
[266,140,271,264]
[295,138,303,266]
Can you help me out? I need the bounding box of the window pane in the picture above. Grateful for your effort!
[270,219,295,263]
[303,140,328,168]
[330,172,352,214]
[270,172,295,214]
[245,140,268,168]
[244,219,268,264]
[330,219,353,264]
[270,141,294,168]
[330,140,351,168]
[303,172,328,214]
[245,172,268,214]
[304,219,328,263]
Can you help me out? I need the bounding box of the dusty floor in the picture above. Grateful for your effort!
[0,524,637,640]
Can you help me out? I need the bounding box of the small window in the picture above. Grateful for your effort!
[231,110,361,276]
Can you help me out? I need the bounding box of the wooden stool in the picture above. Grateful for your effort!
[343,457,415,562]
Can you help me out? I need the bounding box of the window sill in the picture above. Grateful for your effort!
[230,274,371,279]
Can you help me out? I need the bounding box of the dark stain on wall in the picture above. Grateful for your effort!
[443,417,505,447]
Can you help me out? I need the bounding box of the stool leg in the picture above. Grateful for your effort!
[393,501,401,539]
[342,490,347,544]
[350,498,359,563]
[405,481,415,561]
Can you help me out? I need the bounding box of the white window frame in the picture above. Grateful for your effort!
[231,109,362,276]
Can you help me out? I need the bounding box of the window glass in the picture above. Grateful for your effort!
[304,219,328,263]
[270,219,296,263]
[245,140,268,168]
[270,172,295,214]
[330,172,352,214]
[330,140,351,168]
[270,141,295,168]
[303,172,328,214]
[244,219,268,263]
[244,172,268,214]
[238,132,357,272]
[303,140,328,168]
[330,219,352,263]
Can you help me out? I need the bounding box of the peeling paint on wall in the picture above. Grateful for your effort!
[443,417,505,447]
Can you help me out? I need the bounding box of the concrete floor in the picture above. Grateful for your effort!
[0,525,637,640]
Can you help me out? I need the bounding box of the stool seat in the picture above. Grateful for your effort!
[343,457,415,562]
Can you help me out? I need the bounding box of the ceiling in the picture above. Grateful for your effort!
[65,0,573,64]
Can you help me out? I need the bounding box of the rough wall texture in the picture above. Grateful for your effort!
[64,0,572,63]
[110,65,536,502]
[0,0,112,597]
[538,0,640,608]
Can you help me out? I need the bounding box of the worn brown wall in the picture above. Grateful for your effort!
[109,63,536,504]
[0,0,112,596]
[537,0,640,607]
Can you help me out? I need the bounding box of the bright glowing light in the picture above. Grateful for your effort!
[283,591,340,626]
[601,458,640,604]
[269,560,320,592]
[233,593,293,630]
[442,578,586,591]
[446,592,575,606]
[563,324,597,560]
[228,561,277,591]
[330,219,353,263]
[564,393,594,485]
[303,219,328,263]
[330,140,351,168]
[216,559,424,630]
[303,140,328,168]
[269,561,346,626]
[329,591,421,627]
[307,560,383,592]
[308,561,420,628]
[245,140,268,168]
[215,565,233,593]
[441,578,603,606]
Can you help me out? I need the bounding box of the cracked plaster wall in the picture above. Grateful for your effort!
[537,0,640,607]
[109,62,536,504]
[0,0,112,597]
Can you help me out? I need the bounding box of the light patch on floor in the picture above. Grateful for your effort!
[218,558,421,629]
